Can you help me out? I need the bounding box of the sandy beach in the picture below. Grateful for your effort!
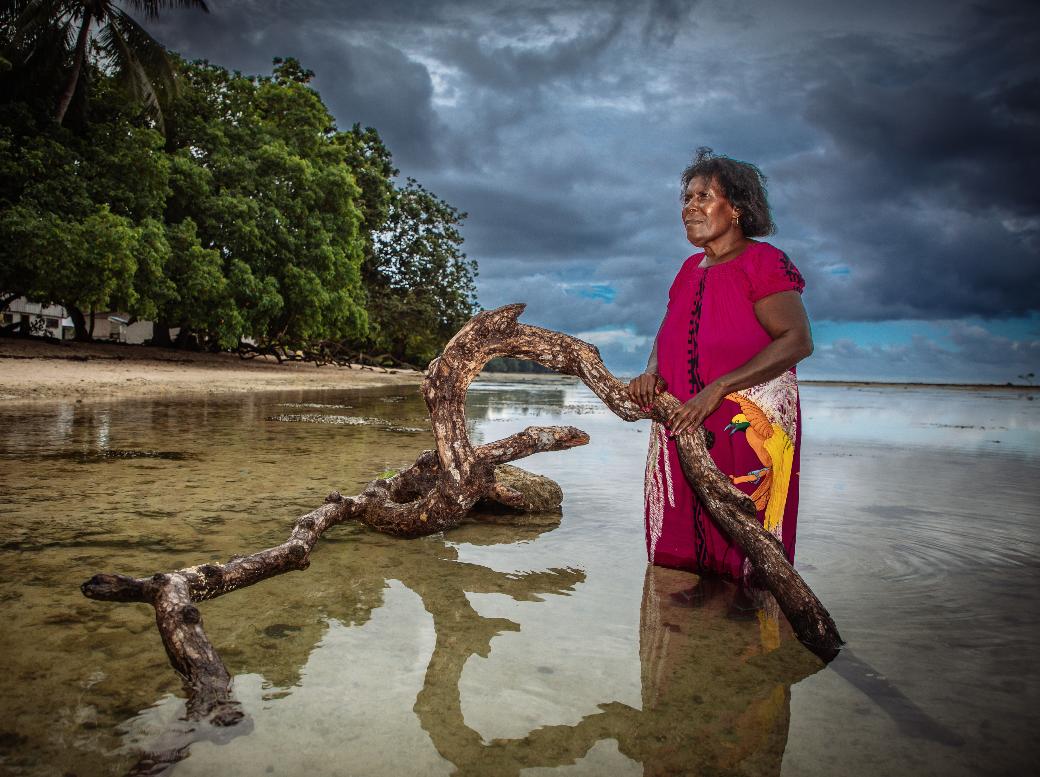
[0,337,424,403]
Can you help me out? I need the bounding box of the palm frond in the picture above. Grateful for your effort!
[0,0,78,107]
[108,7,176,93]
[120,0,209,20]
[3,0,206,127]
[1,0,72,59]
[97,11,165,131]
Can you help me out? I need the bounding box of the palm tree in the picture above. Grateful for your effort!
[1,0,208,128]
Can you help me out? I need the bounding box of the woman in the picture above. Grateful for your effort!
[628,148,813,582]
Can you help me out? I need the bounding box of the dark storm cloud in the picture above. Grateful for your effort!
[773,0,1040,321]
[431,14,624,90]
[146,2,442,168]
[140,0,1038,377]
[312,38,439,166]
[641,0,700,46]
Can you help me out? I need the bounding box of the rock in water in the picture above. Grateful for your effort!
[474,464,564,514]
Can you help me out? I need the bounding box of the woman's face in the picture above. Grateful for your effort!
[682,176,740,247]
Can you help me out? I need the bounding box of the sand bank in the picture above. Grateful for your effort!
[0,337,424,404]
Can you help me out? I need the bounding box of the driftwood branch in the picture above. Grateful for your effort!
[81,302,841,749]
[347,303,840,657]
[80,424,587,728]
[407,304,840,657]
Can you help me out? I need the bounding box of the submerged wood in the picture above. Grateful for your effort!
[81,304,840,736]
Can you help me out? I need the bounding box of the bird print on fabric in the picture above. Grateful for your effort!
[723,371,799,540]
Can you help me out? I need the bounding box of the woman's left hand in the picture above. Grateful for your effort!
[666,382,727,436]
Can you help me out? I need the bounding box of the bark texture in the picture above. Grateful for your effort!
[81,303,841,740]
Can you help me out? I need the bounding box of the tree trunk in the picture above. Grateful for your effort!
[151,320,173,347]
[55,10,92,125]
[81,303,842,729]
[67,304,91,342]
[174,326,194,349]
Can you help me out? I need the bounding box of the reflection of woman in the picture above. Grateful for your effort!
[635,565,821,776]
[410,549,823,777]
[628,148,813,581]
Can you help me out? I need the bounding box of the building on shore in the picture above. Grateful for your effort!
[0,297,153,343]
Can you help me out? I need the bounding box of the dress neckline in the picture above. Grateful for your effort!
[696,240,757,270]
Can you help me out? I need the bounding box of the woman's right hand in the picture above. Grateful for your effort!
[628,372,665,411]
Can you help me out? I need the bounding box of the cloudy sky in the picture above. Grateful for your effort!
[147,0,1039,383]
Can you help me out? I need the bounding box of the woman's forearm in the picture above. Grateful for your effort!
[710,329,812,396]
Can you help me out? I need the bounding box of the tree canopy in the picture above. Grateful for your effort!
[0,75,171,338]
[365,178,478,366]
[0,5,479,365]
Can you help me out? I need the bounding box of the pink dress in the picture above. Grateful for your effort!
[644,241,805,582]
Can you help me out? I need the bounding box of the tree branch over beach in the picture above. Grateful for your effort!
[81,303,843,735]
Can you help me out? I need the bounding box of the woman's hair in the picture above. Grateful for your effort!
[680,147,776,237]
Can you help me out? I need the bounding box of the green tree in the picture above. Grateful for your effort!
[362,178,479,366]
[155,217,245,347]
[158,56,369,348]
[337,123,397,280]
[1,48,478,356]
[0,77,171,339]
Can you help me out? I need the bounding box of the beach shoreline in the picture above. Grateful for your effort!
[0,336,425,404]
[2,336,1036,405]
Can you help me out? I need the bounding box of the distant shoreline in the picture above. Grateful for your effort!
[2,335,1035,404]
[475,371,1039,391]
[799,379,1038,391]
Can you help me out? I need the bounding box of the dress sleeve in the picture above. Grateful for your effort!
[746,245,805,302]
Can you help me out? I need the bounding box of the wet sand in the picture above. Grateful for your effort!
[0,337,424,403]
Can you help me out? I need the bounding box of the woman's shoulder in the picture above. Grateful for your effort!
[737,240,783,264]
[735,241,806,299]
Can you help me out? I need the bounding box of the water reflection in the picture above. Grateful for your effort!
[801,385,1039,455]
[122,519,822,777]
[412,565,822,776]
[120,512,584,774]
[2,382,1037,776]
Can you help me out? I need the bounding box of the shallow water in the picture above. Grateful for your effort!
[0,381,1037,776]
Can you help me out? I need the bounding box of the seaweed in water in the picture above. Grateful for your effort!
[267,413,387,426]
[42,449,190,463]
